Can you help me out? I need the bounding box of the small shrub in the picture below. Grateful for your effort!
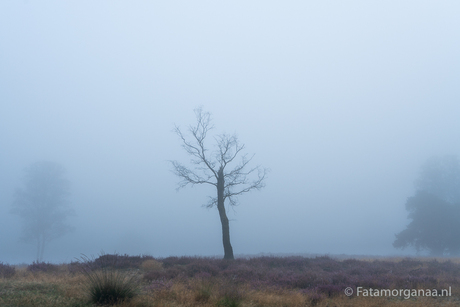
[79,254,139,305]
[140,259,163,272]
[0,262,16,278]
[27,261,59,273]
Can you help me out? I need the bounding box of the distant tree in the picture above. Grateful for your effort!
[393,191,460,255]
[415,155,460,203]
[171,108,268,259]
[11,161,74,262]
[394,156,460,256]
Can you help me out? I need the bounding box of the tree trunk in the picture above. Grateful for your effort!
[217,167,234,260]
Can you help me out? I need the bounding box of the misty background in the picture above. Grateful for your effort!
[1,1,460,264]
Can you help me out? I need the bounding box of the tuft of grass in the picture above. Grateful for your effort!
[216,280,244,307]
[79,253,139,305]
[192,279,214,302]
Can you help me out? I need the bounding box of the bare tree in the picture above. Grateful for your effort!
[171,108,268,259]
[11,161,74,262]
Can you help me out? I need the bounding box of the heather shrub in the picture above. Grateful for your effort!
[398,258,422,268]
[424,259,460,276]
[27,261,59,273]
[147,278,174,291]
[330,272,350,285]
[346,266,367,275]
[221,264,260,282]
[93,253,154,270]
[216,259,233,270]
[73,254,460,304]
[249,256,291,268]
[359,274,391,289]
[161,256,196,267]
[67,260,86,275]
[392,274,438,289]
[185,259,220,277]
[79,254,139,305]
[368,260,395,275]
[341,258,362,267]
[409,275,438,288]
[143,266,184,281]
[290,272,319,289]
[313,256,341,272]
[145,279,175,301]
[0,262,16,278]
[140,259,163,272]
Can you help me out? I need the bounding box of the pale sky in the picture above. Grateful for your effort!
[1,1,460,263]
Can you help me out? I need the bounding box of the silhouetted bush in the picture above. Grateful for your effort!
[0,262,16,278]
[27,261,59,273]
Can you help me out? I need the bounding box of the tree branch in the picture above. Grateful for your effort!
[170,161,216,189]
[171,107,268,208]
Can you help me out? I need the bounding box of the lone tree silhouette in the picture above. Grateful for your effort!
[393,155,460,256]
[171,108,268,259]
[11,161,74,262]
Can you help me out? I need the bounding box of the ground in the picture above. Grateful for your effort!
[1,255,459,306]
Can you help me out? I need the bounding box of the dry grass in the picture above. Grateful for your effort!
[0,256,459,307]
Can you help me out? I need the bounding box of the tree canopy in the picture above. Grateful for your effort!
[394,155,460,256]
[415,155,460,204]
[11,161,74,262]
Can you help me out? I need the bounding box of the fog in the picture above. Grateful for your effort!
[1,1,460,264]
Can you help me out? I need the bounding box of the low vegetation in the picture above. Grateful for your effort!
[1,255,460,306]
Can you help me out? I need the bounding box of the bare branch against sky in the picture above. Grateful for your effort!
[171,107,268,259]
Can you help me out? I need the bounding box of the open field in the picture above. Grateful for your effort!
[1,255,460,307]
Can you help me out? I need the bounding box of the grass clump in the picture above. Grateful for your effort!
[216,280,244,307]
[79,253,139,305]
